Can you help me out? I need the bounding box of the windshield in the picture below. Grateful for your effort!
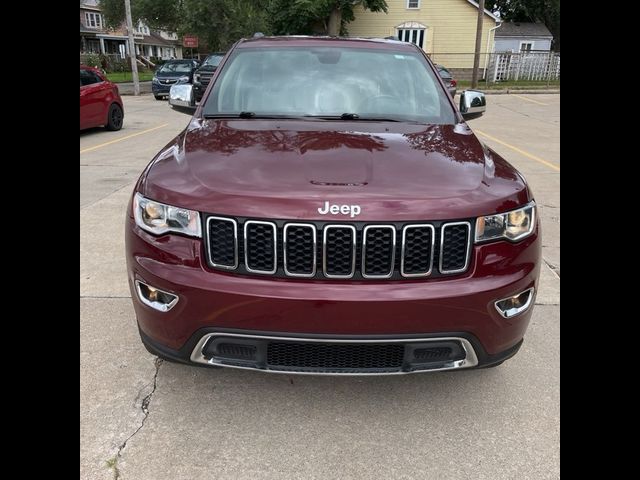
[202,55,224,67]
[202,46,456,124]
[158,62,193,74]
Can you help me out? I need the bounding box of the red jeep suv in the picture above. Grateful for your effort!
[125,37,540,375]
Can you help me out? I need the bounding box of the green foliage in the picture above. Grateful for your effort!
[98,0,388,51]
[99,0,126,29]
[270,0,388,35]
[179,0,272,51]
[82,53,102,69]
[99,0,179,30]
[485,0,560,50]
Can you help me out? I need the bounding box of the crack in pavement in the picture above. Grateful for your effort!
[543,259,560,278]
[108,357,163,480]
[543,259,560,276]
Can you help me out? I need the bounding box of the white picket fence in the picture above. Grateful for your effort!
[489,52,560,82]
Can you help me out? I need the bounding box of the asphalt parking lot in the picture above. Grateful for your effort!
[80,93,560,480]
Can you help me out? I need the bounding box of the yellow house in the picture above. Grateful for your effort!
[347,0,500,75]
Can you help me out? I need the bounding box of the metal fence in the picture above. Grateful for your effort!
[428,51,560,83]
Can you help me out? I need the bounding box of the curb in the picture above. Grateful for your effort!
[474,89,560,95]
[117,81,153,95]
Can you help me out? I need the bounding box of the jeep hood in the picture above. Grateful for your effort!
[142,118,530,221]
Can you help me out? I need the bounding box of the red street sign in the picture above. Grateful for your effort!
[183,36,199,48]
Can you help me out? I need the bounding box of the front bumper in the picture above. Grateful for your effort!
[193,82,209,101]
[126,216,540,373]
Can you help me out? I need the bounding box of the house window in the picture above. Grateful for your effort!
[407,0,420,8]
[397,28,425,48]
[84,12,103,29]
[135,22,150,35]
[519,41,534,52]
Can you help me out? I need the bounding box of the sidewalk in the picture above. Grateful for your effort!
[117,81,152,95]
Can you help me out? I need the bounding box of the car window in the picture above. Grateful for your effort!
[80,69,103,86]
[158,62,194,74]
[202,55,224,67]
[203,47,456,124]
[437,66,451,77]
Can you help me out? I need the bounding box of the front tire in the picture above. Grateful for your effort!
[105,103,124,131]
[154,95,164,101]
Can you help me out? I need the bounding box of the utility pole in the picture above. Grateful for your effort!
[471,0,485,89]
[124,0,140,95]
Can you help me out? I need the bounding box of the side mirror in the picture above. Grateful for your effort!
[460,90,486,120]
[169,84,196,115]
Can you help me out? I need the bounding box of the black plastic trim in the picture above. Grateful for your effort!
[138,325,523,370]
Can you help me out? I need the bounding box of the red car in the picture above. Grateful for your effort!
[80,65,124,131]
[126,37,540,375]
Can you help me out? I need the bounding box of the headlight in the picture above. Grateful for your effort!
[178,75,190,83]
[475,202,536,243]
[194,73,200,83]
[133,193,201,238]
[152,77,159,84]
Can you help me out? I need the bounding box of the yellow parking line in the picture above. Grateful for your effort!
[510,94,547,106]
[80,123,169,154]
[475,129,560,172]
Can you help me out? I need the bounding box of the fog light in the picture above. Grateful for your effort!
[494,287,534,318]
[135,280,178,312]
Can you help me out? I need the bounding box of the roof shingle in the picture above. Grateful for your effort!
[495,22,553,38]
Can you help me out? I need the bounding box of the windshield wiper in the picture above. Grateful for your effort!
[203,112,312,119]
[203,111,258,119]
[305,113,403,122]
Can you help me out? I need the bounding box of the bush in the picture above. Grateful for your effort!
[150,57,167,67]
[81,53,102,69]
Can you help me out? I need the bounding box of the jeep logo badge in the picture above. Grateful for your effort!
[318,201,361,218]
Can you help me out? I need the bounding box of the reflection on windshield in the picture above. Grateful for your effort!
[203,47,455,124]
[203,55,224,67]
[158,62,193,74]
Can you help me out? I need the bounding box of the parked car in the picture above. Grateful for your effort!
[127,36,540,375]
[80,65,124,131]
[193,52,226,102]
[435,64,457,99]
[152,59,200,100]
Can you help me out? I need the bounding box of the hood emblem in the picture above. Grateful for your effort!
[318,201,361,218]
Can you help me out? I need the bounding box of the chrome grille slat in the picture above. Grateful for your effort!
[439,222,471,274]
[362,225,396,279]
[401,224,435,277]
[283,223,317,277]
[244,220,277,274]
[206,217,238,269]
[323,225,357,278]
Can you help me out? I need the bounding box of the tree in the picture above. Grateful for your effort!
[485,0,560,51]
[100,0,180,30]
[271,0,388,36]
[100,0,272,51]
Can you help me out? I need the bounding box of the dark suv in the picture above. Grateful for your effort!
[192,52,225,102]
[127,37,540,375]
[152,59,199,100]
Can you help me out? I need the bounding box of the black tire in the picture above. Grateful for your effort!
[105,103,124,131]
[154,95,164,100]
